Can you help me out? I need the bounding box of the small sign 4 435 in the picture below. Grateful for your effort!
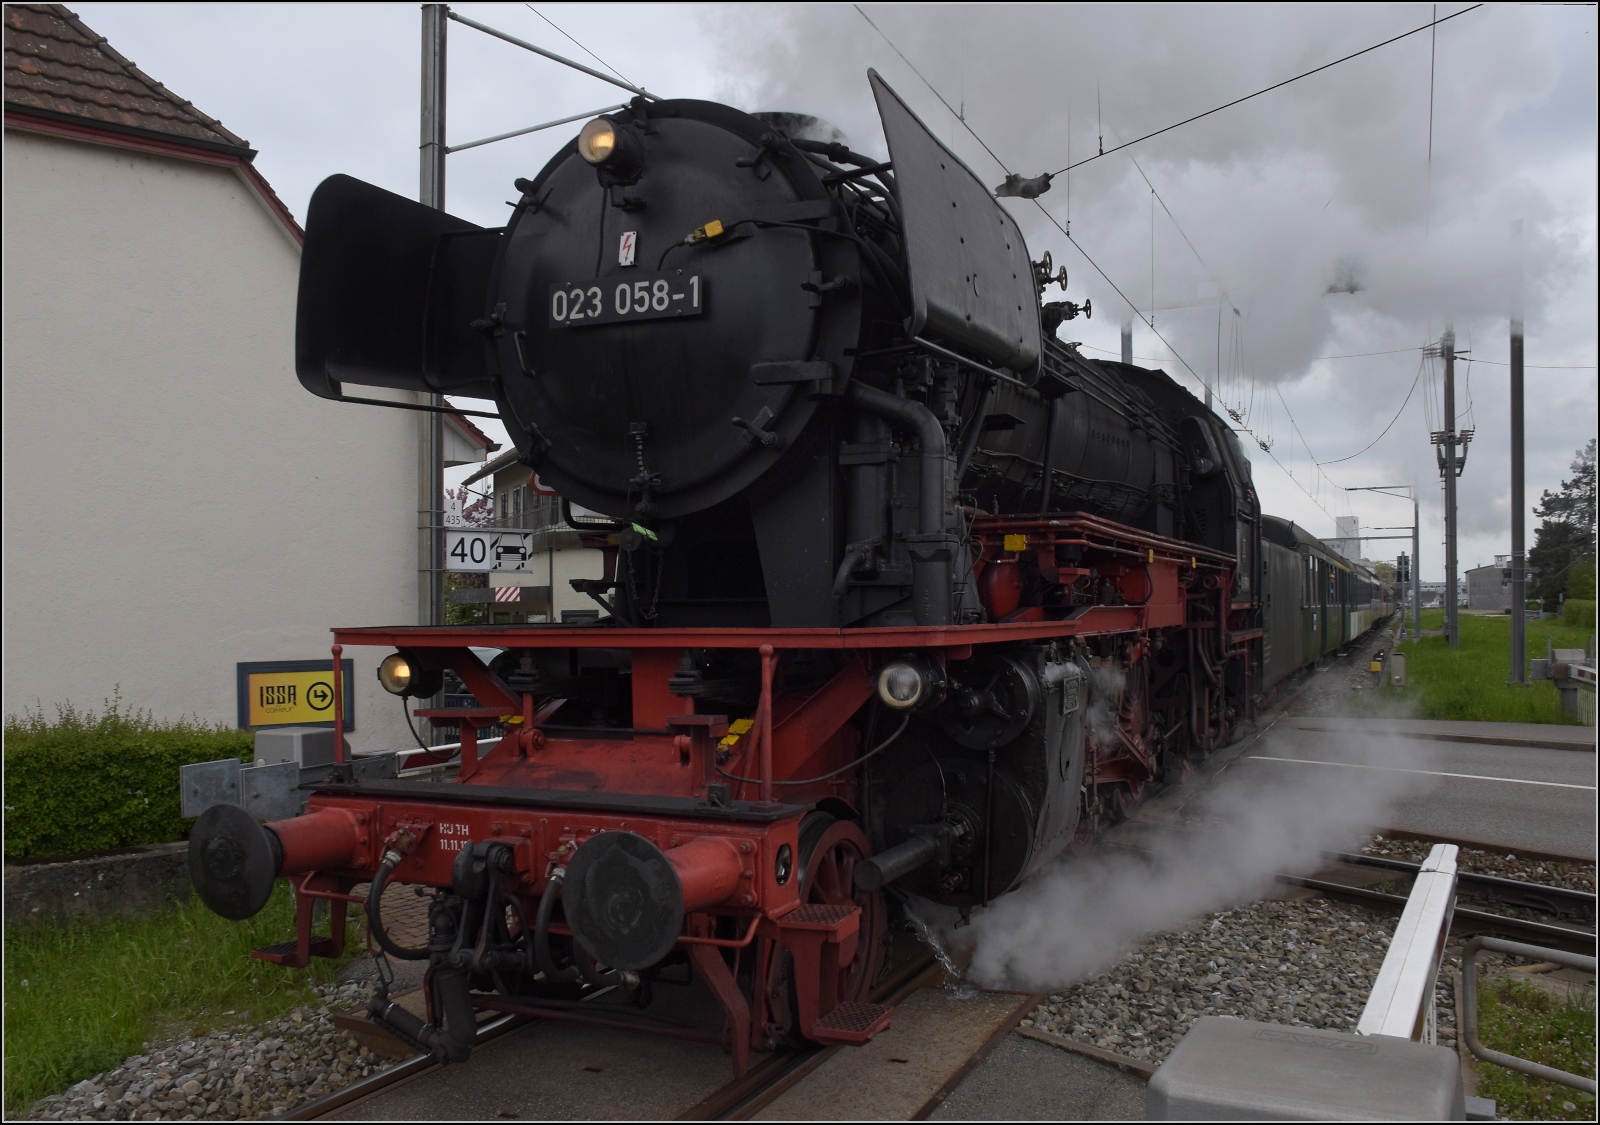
[447,529,533,572]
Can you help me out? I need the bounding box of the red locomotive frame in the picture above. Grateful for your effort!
[254,513,1256,1076]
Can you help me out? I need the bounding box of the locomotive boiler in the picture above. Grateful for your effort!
[189,70,1293,1076]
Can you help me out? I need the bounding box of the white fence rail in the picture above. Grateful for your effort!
[1357,843,1459,1042]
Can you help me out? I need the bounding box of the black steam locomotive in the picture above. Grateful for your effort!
[191,71,1386,1072]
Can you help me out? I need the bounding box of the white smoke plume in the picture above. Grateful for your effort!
[708,3,1598,566]
[1084,660,1127,746]
[952,726,1431,991]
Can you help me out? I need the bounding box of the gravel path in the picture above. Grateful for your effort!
[27,981,380,1121]
[1016,895,1453,1062]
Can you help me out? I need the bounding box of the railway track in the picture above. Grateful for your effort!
[677,951,941,1121]
[286,949,942,1121]
[1275,831,1596,956]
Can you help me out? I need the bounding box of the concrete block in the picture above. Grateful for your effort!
[1146,1017,1464,1121]
[3,842,190,926]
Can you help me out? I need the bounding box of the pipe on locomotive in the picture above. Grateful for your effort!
[845,381,953,627]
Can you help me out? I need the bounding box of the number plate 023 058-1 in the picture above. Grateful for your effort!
[549,272,704,327]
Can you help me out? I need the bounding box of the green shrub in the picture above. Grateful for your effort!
[1562,599,1595,629]
[2,694,252,860]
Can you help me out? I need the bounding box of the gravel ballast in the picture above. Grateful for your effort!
[1363,835,1596,894]
[27,981,380,1121]
[1016,894,1464,1063]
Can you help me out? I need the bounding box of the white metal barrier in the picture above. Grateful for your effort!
[1357,843,1459,1042]
[355,737,503,777]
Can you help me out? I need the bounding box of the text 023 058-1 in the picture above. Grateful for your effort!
[549,271,704,327]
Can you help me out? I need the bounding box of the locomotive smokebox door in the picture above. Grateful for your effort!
[868,71,1042,382]
[492,101,863,522]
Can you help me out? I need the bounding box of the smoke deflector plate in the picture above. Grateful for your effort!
[869,70,1042,382]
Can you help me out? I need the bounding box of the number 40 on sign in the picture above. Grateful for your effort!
[446,530,533,573]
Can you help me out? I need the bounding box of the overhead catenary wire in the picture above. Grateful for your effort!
[448,9,656,101]
[1318,353,1427,466]
[1045,4,1484,177]
[1106,118,1240,316]
[524,4,637,88]
[1425,4,1438,238]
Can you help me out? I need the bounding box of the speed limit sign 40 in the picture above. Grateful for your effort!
[446,529,532,572]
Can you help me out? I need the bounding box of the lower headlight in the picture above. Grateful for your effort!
[878,663,923,709]
[377,653,413,695]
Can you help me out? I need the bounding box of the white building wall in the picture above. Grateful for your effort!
[2,131,416,750]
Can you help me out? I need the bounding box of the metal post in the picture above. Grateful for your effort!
[1120,318,1132,365]
[1413,496,1422,636]
[1442,327,1459,648]
[1509,220,1527,683]
[419,4,447,632]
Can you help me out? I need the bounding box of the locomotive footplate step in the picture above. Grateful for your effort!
[251,937,338,964]
[811,1000,894,1045]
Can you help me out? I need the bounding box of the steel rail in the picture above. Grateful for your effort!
[285,1009,530,1121]
[680,952,942,1121]
[1275,874,1596,955]
[1329,851,1595,923]
[286,950,938,1122]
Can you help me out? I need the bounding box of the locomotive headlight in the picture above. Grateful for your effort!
[879,664,924,709]
[883,656,954,712]
[377,653,413,695]
[877,656,946,711]
[578,118,618,164]
[378,651,444,699]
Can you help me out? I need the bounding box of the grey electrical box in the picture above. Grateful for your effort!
[1388,652,1407,688]
[1147,1017,1464,1121]
[254,726,346,769]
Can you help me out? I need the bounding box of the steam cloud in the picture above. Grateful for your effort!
[946,725,1431,991]
[712,4,1597,560]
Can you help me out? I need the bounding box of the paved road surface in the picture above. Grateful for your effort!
[1239,723,1597,859]
[930,1035,1145,1121]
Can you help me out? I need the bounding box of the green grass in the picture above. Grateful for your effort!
[1370,610,1594,724]
[1475,975,1597,1121]
[2,882,361,1115]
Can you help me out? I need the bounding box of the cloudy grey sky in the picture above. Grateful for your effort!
[74,2,1597,580]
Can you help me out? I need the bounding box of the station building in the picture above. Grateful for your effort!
[1,4,494,746]
[1466,556,1513,613]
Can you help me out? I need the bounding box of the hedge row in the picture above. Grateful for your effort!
[1563,599,1595,629]
[3,697,252,860]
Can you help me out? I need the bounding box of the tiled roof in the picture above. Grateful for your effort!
[4,3,252,156]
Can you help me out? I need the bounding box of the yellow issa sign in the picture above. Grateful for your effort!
[236,660,353,729]
[247,670,336,727]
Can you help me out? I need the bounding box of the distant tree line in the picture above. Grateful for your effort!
[1528,438,1596,611]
